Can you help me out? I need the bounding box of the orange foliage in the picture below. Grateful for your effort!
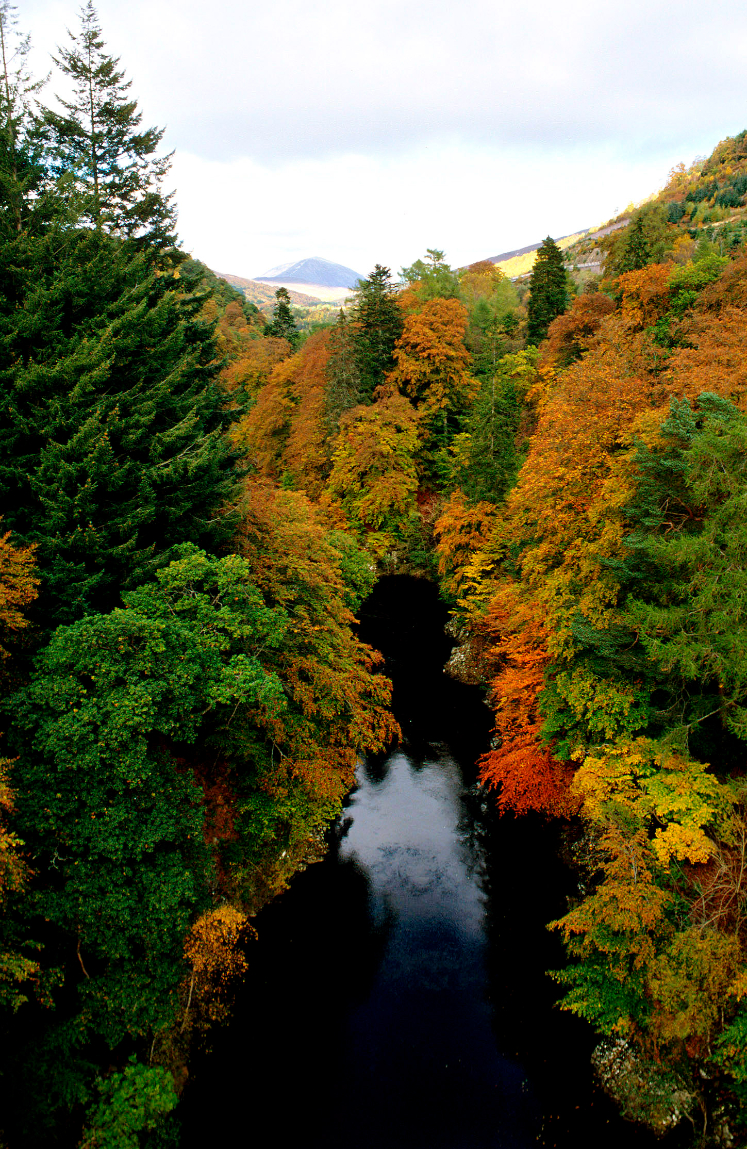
[433,490,498,601]
[663,256,747,408]
[616,263,673,331]
[182,905,255,1027]
[236,482,398,799]
[233,332,334,495]
[478,589,578,817]
[283,329,334,497]
[392,298,476,418]
[221,336,290,396]
[541,292,615,369]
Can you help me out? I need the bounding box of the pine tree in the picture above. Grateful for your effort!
[43,1,174,247]
[263,286,299,347]
[526,236,568,345]
[350,264,403,399]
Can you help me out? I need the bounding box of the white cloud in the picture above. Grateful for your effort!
[18,0,747,274]
[172,143,674,278]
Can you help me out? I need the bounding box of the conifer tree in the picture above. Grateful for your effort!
[43,1,174,247]
[351,264,403,399]
[263,286,299,347]
[0,2,46,236]
[526,236,568,345]
[324,309,362,434]
[0,8,240,629]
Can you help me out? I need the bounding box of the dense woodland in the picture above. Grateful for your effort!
[3,0,747,1144]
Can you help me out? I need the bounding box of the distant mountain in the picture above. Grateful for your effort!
[254,256,364,289]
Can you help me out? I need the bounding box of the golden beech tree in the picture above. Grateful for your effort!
[282,329,335,497]
[391,298,476,420]
[182,905,254,1029]
[323,394,420,556]
[0,528,38,670]
[433,490,498,603]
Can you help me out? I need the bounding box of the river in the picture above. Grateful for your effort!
[179,575,683,1148]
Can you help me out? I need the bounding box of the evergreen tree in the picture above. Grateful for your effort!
[324,309,362,434]
[0,9,240,630]
[0,2,47,237]
[526,236,568,345]
[0,229,241,628]
[350,264,403,400]
[263,286,299,347]
[43,1,174,247]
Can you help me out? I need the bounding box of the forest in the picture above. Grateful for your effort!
[2,0,747,1144]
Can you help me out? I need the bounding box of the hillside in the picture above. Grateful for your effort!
[213,271,324,310]
[486,220,628,279]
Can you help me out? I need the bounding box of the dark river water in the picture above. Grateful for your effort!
[180,576,682,1149]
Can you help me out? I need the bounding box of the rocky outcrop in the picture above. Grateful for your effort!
[591,1038,696,1136]
[443,619,488,687]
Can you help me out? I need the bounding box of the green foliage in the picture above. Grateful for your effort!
[0,226,240,628]
[263,287,299,348]
[349,265,403,400]
[449,349,534,503]
[42,2,174,247]
[400,248,460,300]
[628,395,747,743]
[606,203,672,276]
[8,546,285,1043]
[324,309,363,432]
[80,1058,177,1149]
[526,236,568,344]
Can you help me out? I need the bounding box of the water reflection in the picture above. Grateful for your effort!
[331,748,540,1149]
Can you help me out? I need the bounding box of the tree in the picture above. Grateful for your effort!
[449,349,536,504]
[263,286,299,348]
[43,1,174,246]
[350,265,403,400]
[324,309,362,434]
[324,394,420,556]
[390,296,475,483]
[526,236,569,345]
[0,526,37,677]
[400,248,460,300]
[79,1058,178,1149]
[605,203,672,277]
[0,2,46,236]
[0,232,241,629]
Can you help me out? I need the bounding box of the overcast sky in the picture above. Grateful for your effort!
[20,0,747,278]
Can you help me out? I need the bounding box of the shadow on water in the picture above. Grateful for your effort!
[179,575,688,1149]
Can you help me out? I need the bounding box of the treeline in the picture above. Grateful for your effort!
[0,4,396,1146]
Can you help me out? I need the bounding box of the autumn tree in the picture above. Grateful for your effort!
[526,236,569,344]
[391,296,475,484]
[324,394,420,557]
